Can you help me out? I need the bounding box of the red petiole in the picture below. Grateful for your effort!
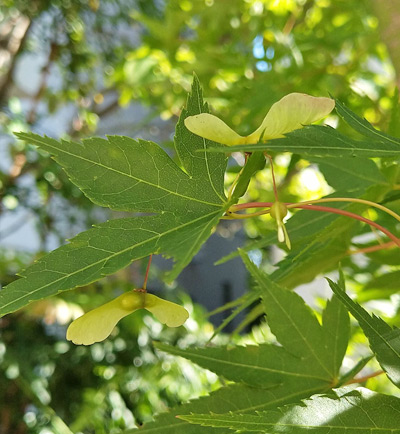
[228,202,400,249]
[142,254,153,291]
[292,204,400,248]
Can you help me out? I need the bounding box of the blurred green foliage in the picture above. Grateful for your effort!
[0,280,221,433]
[1,0,400,432]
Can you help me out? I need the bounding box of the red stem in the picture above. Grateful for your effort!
[265,154,279,202]
[230,202,400,248]
[233,202,274,210]
[292,204,400,247]
[143,255,153,291]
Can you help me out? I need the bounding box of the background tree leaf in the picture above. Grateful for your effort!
[364,270,400,292]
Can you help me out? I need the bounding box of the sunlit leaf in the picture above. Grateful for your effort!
[179,388,400,433]
[128,383,324,434]
[335,98,400,145]
[311,156,388,191]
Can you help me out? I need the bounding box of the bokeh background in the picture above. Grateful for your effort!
[1,1,400,433]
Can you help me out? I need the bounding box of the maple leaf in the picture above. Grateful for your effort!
[179,388,400,433]
[0,76,228,317]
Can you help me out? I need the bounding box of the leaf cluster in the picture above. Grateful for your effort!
[2,77,400,432]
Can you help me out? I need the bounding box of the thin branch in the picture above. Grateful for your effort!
[0,15,32,104]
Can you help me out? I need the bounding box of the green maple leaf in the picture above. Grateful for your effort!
[310,156,388,191]
[155,251,349,401]
[0,76,228,317]
[179,387,400,433]
[127,383,312,434]
[205,124,400,157]
[328,279,400,389]
[148,254,350,433]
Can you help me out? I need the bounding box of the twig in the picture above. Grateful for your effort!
[0,15,32,104]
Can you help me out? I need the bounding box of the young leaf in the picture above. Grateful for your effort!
[230,151,266,201]
[328,279,400,388]
[0,77,228,317]
[179,387,400,433]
